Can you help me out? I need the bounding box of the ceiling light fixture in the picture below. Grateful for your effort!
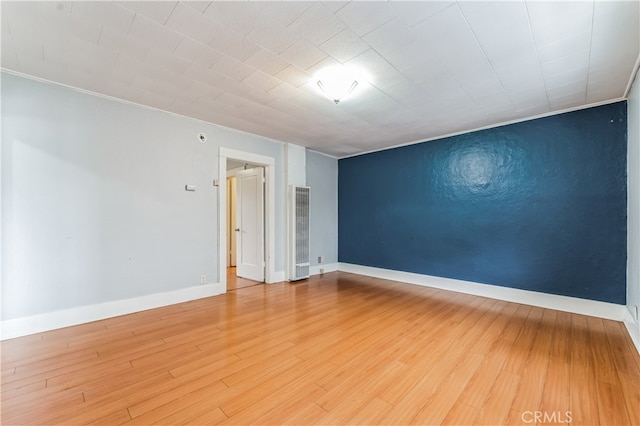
[317,79,358,104]
[314,66,365,104]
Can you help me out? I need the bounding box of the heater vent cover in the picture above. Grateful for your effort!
[289,186,310,281]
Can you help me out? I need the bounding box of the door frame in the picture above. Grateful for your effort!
[218,147,275,289]
[226,176,237,267]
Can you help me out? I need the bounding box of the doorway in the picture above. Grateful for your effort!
[226,161,265,290]
[218,147,276,291]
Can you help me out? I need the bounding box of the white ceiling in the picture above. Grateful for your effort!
[2,1,639,158]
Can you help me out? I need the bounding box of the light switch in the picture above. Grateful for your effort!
[185,185,196,191]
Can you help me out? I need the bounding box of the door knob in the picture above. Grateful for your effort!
[235,228,240,232]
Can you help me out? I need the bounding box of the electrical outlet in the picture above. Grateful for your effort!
[200,275,207,284]
[318,256,323,263]
[635,305,639,321]
[320,268,325,275]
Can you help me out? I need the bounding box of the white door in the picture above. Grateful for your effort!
[235,167,265,282]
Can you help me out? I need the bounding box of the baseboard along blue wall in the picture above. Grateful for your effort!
[339,102,627,304]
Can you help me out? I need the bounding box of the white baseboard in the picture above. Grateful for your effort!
[5,267,637,356]
[0,282,225,340]
[338,263,628,322]
[310,263,339,276]
[623,310,640,355]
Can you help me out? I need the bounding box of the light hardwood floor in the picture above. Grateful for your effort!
[227,267,263,291]
[1,272,639,425]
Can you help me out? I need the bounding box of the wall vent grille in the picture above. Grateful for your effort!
[290,186,310,281]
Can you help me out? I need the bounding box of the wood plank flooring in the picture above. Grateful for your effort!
[226,267,262,291]
[1,272,638,425]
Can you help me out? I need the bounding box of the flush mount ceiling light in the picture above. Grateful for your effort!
[314,66,366,104]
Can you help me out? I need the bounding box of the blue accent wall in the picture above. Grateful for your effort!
[338,102,627,304]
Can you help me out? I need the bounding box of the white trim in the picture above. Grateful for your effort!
[5,69,631,163]
[338,98,627,159]
[623,311,640,355]
[3,267,635,355]
[0,283,224,340]
[219,148,275,168]
[338,263,628,321]
[219,155,228,289]
[219,147,277,285]
[0,69,288,148]
[306,148,339,160]
[624,52,640,98]
[310,263,339,276]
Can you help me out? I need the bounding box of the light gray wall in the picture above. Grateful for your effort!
[286,144,306,187]
[628,71,640,324]
[306,150,338,267]
[1,73,286,320]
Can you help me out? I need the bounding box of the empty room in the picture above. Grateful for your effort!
[1,1,639,425]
